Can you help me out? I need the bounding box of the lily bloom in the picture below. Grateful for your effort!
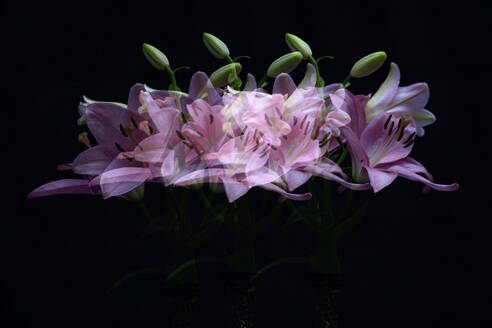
[365,62,435,136]
[339,89,458,192]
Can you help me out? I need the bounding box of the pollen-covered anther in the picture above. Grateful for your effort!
[384,114,393,130]
[138,120,151,136]
[78,132,92,148]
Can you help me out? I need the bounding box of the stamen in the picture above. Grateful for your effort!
[397,126,405,141]
[304,121,311,135]
[138,120,151,136]
[130,117,138,129]
[114,142,125,152]
[275,106,282,118]
[78,132,92,148]
[283,135,288,140]
[300,115,308,129]
[264,113,273,127]
[176,130,186,140]
[396,118,402,132]
[403,132,416,145]
[209,114,214,124]
[312,123,321,139]
[403,137,416,148]
[149,125,154,134]
[384,115,392,130]
[293,116,298,126]
[387,121,394,136]
[270,145,277,151]
[119,124,128,137]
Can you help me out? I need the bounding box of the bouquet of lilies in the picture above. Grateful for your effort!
[28,33,457,203]
[27,32,459,327]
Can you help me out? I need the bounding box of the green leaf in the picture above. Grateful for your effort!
[173,66,191,73]
[107,268,166,293]
[251,257,307,282]
[330,199,370,238]
[166,257,224,282]
[188,208,227,249]
[258,81,268,88]
[233,55,251,62]
[316,55,334,64]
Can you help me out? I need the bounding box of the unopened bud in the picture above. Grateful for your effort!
[285,33,312,59]
[142,43,170,70]
[202,33,230,59]
[267,52,303,78]
[350,51,387,78]
[209,63,242,87]
[78,132,92,148]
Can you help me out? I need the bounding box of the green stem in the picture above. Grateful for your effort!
[136,200,154,222]
[336,137,348,166]
[342,75,352,88]
[225,54,235,64]
[257,74,268,88]
[165,66,181,91]
[308,55,324,87]
[310,235,341,274]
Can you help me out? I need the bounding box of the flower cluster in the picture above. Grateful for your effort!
[28,34,458,202]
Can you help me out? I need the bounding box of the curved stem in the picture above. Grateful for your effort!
[308,55,324,87]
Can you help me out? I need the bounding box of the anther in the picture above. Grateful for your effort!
[403,132,416,145]
[119,124,128,137]
[403,137,416,148]
[293,116,298,126]
[300,115,308,129]
[130,117,138,129]
[264,114,273,127]
[78,132,92,148]
[176,130,186,140]
[114,142,125,152]
[384,115,392,130]
[304,121,311,135]
[209,114,214,124]
[397,126,405,141]
[387,121,394,136]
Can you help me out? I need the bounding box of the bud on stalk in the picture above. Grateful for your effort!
[142,43,170,70]
[285,33,312,59]
[350,51,387,78]
[209,63,242,87]
[202,33,230,59]
[267,52,303,78]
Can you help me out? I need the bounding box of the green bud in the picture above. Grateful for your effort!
[350,51,387,78]
[285,33,312,59]
[142,43,170,70]
[209,63,242,87]
[202,33,230,59]
[266,52,303,78]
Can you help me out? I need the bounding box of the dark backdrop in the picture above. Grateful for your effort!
[2,0,490,327]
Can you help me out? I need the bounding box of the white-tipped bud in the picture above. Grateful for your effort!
[285,33,312,59]
[350,51,387,78]
[209,63,242,87]
[202,33,230,59]
[267,52,303,78]
[142,43,170,70]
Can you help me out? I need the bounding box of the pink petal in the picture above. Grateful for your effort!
[260,183,312,201]
[272,73,296,96]
[284,170,311,191]
[99,167,152,199]
[365,167,398,192]
[72,145,116,175]
[381,157,459,192]
[360,112,416,166]
[28,179,95,199]
[366,62,400,121]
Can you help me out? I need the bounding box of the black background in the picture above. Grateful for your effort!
[2,0,490,327]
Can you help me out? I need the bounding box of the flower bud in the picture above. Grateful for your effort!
[267,52,303,78]
[350,51,387,78]
[285,33,312,59]
[202,33,230,59]
[142,43,170,70]
[209,63,242,87]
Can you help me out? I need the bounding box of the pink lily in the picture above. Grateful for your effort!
[339,90,458,192]
[365,62,435,136]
